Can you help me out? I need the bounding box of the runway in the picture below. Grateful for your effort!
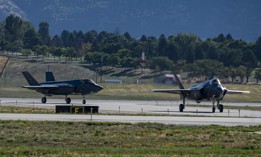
[0,98,261,126]
[0,113,260,126]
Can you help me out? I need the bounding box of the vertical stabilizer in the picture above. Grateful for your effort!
[22,71,39,85]
[174,73,184,89]
[46,72,55,82]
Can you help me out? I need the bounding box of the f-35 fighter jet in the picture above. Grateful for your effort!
[152,74,250,113]
[22,71,103,104]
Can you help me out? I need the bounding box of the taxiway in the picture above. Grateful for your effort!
[0,98,261,126]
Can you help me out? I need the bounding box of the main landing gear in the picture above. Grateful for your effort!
[212,100,224,113]
[217,104,223,112]
[179,104,185,112]
[82,96,86,104]
[41,96,87,105]
[179,96,186,112]
[41,97,47,103]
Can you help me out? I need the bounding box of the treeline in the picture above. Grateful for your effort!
[0,15,261,82]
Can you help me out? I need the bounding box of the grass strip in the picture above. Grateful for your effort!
[0,120,260,156]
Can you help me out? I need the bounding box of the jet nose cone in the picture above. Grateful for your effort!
[95,85,103,92]
[216,85,224,96]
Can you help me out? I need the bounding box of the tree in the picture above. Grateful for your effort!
[56,47,64,61]
[242,49,258,83]
[220,48,242,67]
[7,40,23,52]
[202,41,220,60]
[226,33,233,41]
[124,32,132,41]
[20,49,32,57]
[173,33,201,62]
[145,36,158,57]
[84,30,98,43]
[254,68,261,83]
[149,57,174,71]
[213,33,225,43]
[237,66,246,83]
[51,35,62,47]
[166,41,178,61]
[0,23,5,50]
[4,15,23,51]
[64,47,76,61]
[32,45,42,59]
[107,54,120,68]
[229,67,237,82]
[158,34,167,56]
[254,36,261,61]
[38,22,51,46]
[194,43,205,60]
[79,42,92,60]
[118,49,131,58]
[61,30,70,47]
[23,28,41,49]
[194,60,224,78]
[84,51,105,66]
[140,35,147,42]
[120,57,137,68]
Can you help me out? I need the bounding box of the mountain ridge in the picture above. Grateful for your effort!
[0,0,261,41]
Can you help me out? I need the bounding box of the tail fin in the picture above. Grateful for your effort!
[22,71,39,85]
[46,71,55,82]
[174,73,184,89]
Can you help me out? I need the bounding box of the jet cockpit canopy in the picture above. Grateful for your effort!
[210,78,221,86]
[82,79,97,85]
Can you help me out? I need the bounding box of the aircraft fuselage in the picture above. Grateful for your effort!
[187,80,224,103]
[39,79,103,96]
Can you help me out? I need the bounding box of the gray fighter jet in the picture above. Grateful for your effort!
[22,71,103,104]
[152,74,250,113]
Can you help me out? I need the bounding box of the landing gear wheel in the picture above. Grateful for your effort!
[212,107,216,113]
[82,99,86,104]
[218,104,223,113]
[65,97,71,104]
[41,97,47,103]
[179,104,184,112]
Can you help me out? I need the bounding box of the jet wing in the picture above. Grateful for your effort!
[22,85,59,90]
[226,90,250,94]
[151,89,194,94]
[23,84,74,90]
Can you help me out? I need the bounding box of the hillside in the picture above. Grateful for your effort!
[0,56,8,77]
[2,56,160,85]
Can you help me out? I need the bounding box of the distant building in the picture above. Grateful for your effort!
[164,74,174,85]
[162,74,181,85]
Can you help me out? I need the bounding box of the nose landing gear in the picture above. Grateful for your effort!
[65,97,71,104]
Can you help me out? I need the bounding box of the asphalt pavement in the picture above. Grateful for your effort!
[0,98,261,126]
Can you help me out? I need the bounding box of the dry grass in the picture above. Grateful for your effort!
[0,56,8,73]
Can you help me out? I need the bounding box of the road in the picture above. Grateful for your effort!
[0,98,261,126]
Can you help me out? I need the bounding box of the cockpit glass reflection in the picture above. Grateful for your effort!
[210,78,221,86]
[83,79,96,84]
